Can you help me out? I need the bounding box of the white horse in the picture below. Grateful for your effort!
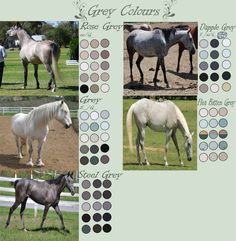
[126,98,193,166]
[11,100,72,167]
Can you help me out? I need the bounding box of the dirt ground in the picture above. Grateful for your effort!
[0,116,78,172]
[123,22,198,96]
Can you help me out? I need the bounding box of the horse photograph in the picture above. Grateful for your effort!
[123,97,197,170]
[0,170,78,239]
[123,22,198,96]
[0,21,78,96]
[0,96,78,171]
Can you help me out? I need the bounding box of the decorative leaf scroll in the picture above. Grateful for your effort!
[163,0,177,19]
[74,0,87,21]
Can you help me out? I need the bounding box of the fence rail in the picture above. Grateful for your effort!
[0,107,78,117]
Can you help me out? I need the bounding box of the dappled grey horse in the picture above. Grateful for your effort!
[5,172,75,232]
[127,27,196,88]
[7,25,60,92]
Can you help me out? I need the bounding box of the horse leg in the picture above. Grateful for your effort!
[44,64,56,92]
[164,130,173,166]
[171,130,183,166]
[127,49,135,82]
[53,205,65,230]
[136,132,141,165]
[176,46,183,72]
[36,140,45,167]
[153,58,161,87]
[15,136,23,159]
[136,54,144,84]
[5,200,21,228]
[40,206,50,230]
[189,53,193,74]
[138,126,149,165]
[26,139,33,166]
[160,57,170,88]
[33,64,40,89]
[22,61,28,89]
[20,197,28,231]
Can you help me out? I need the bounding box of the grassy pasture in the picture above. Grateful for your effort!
[1,48,78,96]
[123,98,197,170]
[0,207,78,241]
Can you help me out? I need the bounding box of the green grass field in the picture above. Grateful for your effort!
[1,48,78,96]
[0,207,78,241]
[123,98,197,170]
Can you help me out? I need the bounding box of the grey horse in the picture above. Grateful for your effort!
[126,27,196,88]
[7,24,60,92]
[5,172,75,232]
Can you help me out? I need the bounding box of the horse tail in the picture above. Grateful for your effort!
[126,103,136,152]
[51,42,61,82]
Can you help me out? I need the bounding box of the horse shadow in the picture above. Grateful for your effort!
[29,226,70,235]
[0,154,29,169]
[123,81,166,90]
[58,85,78,91]
[124,162,186,168]
[167,70,198,81]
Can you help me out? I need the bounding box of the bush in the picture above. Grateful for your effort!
[69,38,78,60]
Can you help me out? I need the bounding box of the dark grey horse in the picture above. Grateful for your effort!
[126,27,196,88]
[7,24,60,92]
[5,172,75,232]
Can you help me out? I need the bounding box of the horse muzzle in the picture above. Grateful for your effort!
[190,48,196,55]
[71,191,75,196]
[188,157,192,161]
[65,124,71,129]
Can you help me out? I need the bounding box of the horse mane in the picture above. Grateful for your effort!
[46,174,65,185]
[173,104,190,137]
[174,24,190,30]
[154,27,176,42]
[26,101,60,126]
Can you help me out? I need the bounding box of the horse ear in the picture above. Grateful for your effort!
[60,100,64,106]
[70,172,74,178]
[67,171,70,176]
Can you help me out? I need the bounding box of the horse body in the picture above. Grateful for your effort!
[11,100,72,167]
[7,26,60,92]
[126,98,193,166]
[6,172,75,232]
[127,28,196,87]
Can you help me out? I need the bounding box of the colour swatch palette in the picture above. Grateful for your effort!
[199,36,232,93]
[79,39,111,94]
[81,179,112,234]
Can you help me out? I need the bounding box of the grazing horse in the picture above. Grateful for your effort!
[7,25,60,92]
[126,28,196,88]
[5,172,75,232]
[175,25,198,73]
[124,23,151,32]
[11,100,72,167]
[126,98,193,166]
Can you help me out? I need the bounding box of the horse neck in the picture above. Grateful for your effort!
[17,29,32,45]
[56,178,66,195]
[27,103,57,127]
[176,106,190,138]
[166,30,187,49]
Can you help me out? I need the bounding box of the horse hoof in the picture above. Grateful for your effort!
[26,162,33,167]
[36,162,45,167]
[23,228,28,232]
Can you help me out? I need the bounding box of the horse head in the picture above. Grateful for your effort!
[55,100,72,129]
[65,171,75,196]
[184,132,194,161]
[179,29,196,55]
[6,26,19,37]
